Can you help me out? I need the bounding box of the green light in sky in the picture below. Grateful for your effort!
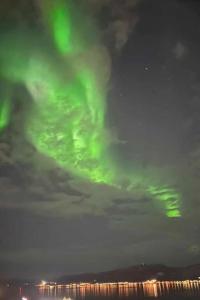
[25,56,114,185]
[0,98,10,132]
[48,0,72,54]
[0,0,182,218]
[166,209,181,218]
[147,185,181,217]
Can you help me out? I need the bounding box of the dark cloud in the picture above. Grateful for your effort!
[0,0,40,29]
[0,207,198,279]
[106,205,143,216]
[173,41,187,60]
[83,0,141,51]
[112,197,151,205]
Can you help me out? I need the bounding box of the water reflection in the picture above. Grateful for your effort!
[26,280,200,299]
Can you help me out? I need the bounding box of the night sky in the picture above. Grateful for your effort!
[0,0,200,280]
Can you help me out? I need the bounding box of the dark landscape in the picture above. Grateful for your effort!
[56,264,200,283]
[5,264,200,286]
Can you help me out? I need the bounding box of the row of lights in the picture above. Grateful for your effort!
[38,278,200,287]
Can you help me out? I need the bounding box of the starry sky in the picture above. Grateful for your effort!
[0,0,200,280]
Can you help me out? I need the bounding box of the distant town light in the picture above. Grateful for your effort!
[41,280,47,286]
[146,279,157,283]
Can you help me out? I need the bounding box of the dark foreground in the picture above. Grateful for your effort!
[2,280,200,300]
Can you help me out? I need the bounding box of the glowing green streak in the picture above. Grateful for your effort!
[24,55,114,184]
[0,99,10,131]
[148,185,181,217]
[20,1,113,184]
[167,210,181,218]
[48,0,72,54]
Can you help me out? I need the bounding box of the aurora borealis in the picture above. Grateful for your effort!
[0,0,200,279]
[0,98,10,132]
[0,0,181,218]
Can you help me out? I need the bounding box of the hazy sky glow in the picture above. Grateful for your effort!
[0,0,200,279]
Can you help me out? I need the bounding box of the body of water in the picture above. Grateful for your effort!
[2,280,200,300]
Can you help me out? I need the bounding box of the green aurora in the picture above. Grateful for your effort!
[0,0,181,218]
[0,99,10,132]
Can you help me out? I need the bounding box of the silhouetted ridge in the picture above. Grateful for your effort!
[57,264,200,283]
